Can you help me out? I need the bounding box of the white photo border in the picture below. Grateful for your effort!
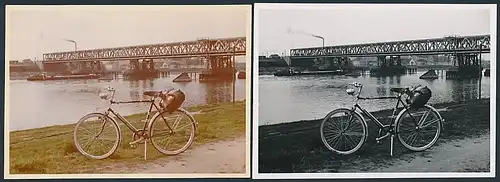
[252,3,497,179]
[4,4,253,179]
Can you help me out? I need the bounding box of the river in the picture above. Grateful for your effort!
[258,70,491,126]
[8,74,246,131]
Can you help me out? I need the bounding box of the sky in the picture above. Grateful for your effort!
[257,4,492,56]
[6,5,250,61]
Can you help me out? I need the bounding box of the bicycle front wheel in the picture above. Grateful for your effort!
[74,113,121,159]
[396,105,442,151]
[320,108,368,155]
[149,109,196,155]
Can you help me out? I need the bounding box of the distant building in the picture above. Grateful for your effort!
[259,54,289,67]
[408,60,417,66]
[9,59,41,72]
[350,57,377,67]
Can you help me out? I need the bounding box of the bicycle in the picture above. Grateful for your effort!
[320,82,444,156]
[73,87,197,160]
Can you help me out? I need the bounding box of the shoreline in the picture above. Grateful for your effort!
[259,98,489,129]
[9,99,246,133]
[258,98,490,173]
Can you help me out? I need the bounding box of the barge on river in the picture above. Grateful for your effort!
[274,69,346,76]
[27,73,100,81]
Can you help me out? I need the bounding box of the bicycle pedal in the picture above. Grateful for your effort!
[130,144,137,149]
[129,138,144,145]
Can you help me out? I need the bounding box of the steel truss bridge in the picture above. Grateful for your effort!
[290,35,490,58]
[43,37,246,63]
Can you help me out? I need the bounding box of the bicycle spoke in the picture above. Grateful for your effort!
[327,119,341,131]
[174,123,191,132]
[82,138,96,151]
[173,115,184,128]
[417,109,432,127]
[399,124,416,132]
[344,134,357,149]
[327,120,341,132]
[150,130,171,138]
[421,119,440,129]
[344,131,364,136]
[79,126,93,136]
[409,132,419,146]
[326,133,342,144]
[332,136,341,149]
[404,132,417,144]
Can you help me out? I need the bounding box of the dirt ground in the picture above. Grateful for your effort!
[338,132,491,173]
[100,136,246,174]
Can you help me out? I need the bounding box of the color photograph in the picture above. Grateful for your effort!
[253,3,496,179]
[5,5,252,178]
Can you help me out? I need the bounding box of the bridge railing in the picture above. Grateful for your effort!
[290,35,490,57]
[43,37,246,62]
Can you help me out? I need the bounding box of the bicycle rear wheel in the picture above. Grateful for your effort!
[149,108,196,155]
[396,105,442,151]
[74,113,121,159]
[320,108,367,155]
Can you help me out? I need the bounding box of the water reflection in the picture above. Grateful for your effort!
[204,81,234,104]
[128,79,156,100]
[450,79,479,101]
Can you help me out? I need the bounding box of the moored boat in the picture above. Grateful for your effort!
[172,72,193,82]
[27,73,100,81]
[484,68,490,77]
[419,70,439,80]
[237,71,246,79]
[345,71,361,77]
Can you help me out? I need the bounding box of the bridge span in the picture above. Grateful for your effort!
[42,37,247,80]
[43,37,246,63]
[290,34,490,58]
[289,35,490,78]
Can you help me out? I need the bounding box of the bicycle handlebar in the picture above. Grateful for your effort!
[347,82,420,100]
[349,82,363,88]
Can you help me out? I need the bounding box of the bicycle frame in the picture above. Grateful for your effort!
[348,84,411,130]
[101,88,173,134]
[322,82,442,156]
[354,96,409,130]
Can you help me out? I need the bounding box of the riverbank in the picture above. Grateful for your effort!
[259,67,289,75]
[9,100,246,174]
[258,98,490,173]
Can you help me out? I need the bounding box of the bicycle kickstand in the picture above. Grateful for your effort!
[390,134,394,156]
[144,140,147,160]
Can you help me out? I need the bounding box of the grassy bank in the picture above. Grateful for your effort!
[259,99,490,173]
[9,100,246,174]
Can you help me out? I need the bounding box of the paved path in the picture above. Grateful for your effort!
[103,136,247,174]
[339,133,491,172]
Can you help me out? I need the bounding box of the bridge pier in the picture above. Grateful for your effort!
[124,59,159,79]
[200,55,236,82]
[371,56,406,76]
[447,53,481,79]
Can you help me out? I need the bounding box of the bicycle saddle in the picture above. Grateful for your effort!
[390,87,407,93]
[143,91,161,97]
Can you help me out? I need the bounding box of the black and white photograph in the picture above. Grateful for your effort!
[253,3,496,178]
[5,5,251,178]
